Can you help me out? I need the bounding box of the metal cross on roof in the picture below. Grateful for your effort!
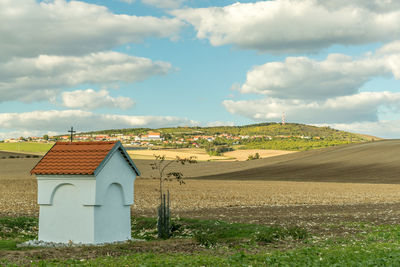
[68,126,76,142]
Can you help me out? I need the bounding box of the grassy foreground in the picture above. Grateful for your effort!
[1,217,400,266]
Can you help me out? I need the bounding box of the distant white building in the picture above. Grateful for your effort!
[31,141,140,244]
[4,138,18,143]
[137,132,163,141]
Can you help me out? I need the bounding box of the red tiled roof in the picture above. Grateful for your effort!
[31,141,138,175]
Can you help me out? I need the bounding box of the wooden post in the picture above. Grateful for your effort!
[157,190,171,239]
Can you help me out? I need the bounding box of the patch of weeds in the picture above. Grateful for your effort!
[0,217,38,240]
[131,217,196,240]
[170,218,308,245]
[255,227,284,243]
[255,226,308,243]
[131,217,309,247]
[131,217,159,240]
[176,218,260,240]
[132,217,157,230]
[170,220,182,233]
[194,231,218,247]
[358,224,400,243]
[0,240,17,250]
[170,220,191,238]
[170,219,203,238]
[0,260,13,267]
[287,226,309,240]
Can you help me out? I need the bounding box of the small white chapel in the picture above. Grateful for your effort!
[30,141,140,244]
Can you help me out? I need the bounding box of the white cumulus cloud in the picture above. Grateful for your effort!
[0,0,183,60]
[206,121,235,127]
[223,92,400,124]
[240,53,391,100]
[172,0,400,53]
[377,41,400,55]
[61,89,135,110]
[317,120,400,139]
[0,52,172,102]
[226,41,400,128]
[0,110,197,138]
[316,0,400,12]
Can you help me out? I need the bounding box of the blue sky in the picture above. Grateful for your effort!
[1,0,400,139]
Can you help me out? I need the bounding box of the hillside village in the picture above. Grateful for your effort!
[3,131,299,146]
[2,123,372,153]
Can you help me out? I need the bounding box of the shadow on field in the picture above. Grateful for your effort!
[194,140,400,184]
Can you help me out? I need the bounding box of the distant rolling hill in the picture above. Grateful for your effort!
[84,122,380,142]
[194,140,400,184]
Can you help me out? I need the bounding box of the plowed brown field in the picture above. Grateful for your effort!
[2,140,400,226]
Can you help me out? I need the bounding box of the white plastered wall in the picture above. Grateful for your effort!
[37,176,96,243]
[36,149,137,244]
[94,150,136,243]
